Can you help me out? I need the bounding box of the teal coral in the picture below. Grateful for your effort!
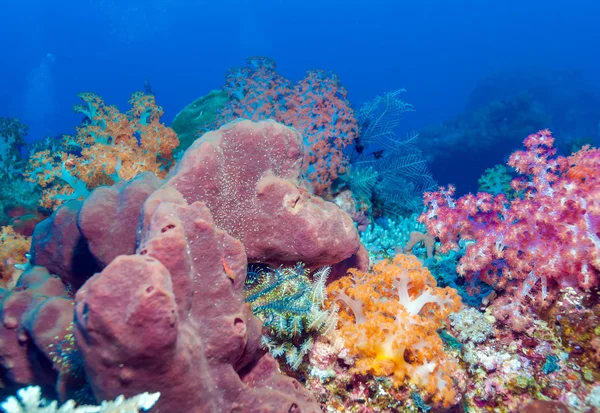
[425,243,494,307]
[0,117,28,179]
[359,215,425,263]
[170,90,229,153]
[477,164,515,197]
[542,355,560,375]
[412,392,432,411]
[244,263,338,370]
[438,329,463,350]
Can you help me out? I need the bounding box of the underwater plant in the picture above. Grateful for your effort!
[327,253,461,407]
[244,263,338,370]
[25,92,179,210]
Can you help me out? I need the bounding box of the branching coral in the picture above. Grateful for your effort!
[26,92,179,209]
[326,254,461,406]
[359,215,425,263]
[1,385,159,413]
[245,264,338,370]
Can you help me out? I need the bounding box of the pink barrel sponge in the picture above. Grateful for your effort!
[74,198,320,412]
[149,119,365,270]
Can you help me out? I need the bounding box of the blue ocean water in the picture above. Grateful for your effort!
[2,0,599,142]
[2,0,599,192]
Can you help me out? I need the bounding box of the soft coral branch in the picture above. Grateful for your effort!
[26,92,179,209]
[327,254,461,407]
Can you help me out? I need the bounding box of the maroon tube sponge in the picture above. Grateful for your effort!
[30,173,162,290]
[74,199,320,412]
[77,172,162,267]
[30,201,90,289]
[0,266,73,390]
[149,119,365,270]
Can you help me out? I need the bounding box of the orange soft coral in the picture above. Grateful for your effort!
[0,226,31,288]
[327,253,461,406]
[26,92,179,210]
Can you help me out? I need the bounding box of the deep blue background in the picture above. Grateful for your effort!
[1,0,599,148]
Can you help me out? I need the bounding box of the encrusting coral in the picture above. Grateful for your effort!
[327,253,462,407]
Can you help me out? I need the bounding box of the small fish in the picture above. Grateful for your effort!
[222,256,235,281]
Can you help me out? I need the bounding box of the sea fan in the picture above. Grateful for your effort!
[345,90,436,218]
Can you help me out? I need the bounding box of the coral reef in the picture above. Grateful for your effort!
[0,226,31,288]
[3,55,600,412]
[451,291,600,413]
[1,119,365,412]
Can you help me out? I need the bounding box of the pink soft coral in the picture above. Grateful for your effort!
[420,130,600,315]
